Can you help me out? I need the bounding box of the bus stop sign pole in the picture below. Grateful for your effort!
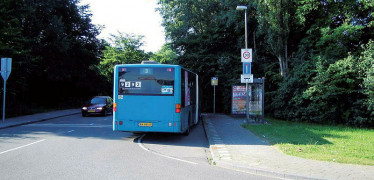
[1,58,12,123]
[211,77,218,113]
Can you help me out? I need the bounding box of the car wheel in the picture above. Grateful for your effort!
[102,110,106,116]
[82,112,87,117]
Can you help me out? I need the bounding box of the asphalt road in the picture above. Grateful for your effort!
[0,114,279,180]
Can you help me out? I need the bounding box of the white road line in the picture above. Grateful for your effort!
[137,134,198,165]
[0,139,46,155]
[67,130,75,133]
[24,124,111,128]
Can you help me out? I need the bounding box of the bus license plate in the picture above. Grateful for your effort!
[139,123,152,127]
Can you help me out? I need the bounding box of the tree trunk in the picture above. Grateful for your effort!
[278,55,284,77]
[278,54,288,78]
[253,31,256,53]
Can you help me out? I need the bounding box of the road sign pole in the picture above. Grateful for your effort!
[1,58,12,123]
[2,77,6,122]
[262,78,265,122]
[211,77,218,114]
[246,82,249,123]
[213,86,216,114]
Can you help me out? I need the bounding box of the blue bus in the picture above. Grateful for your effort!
[113,62,199,135]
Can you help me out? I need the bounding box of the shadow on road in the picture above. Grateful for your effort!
[0,114,209,149]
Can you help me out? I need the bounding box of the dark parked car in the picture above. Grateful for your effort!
[81,96,113,117]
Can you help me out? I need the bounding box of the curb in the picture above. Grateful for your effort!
[202,114,322,180]
[0,112,80,130]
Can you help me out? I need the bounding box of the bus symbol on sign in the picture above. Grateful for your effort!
[241,49,252,63]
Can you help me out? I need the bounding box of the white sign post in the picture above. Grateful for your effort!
[1,58,12,123]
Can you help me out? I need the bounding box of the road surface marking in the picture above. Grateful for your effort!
[0,139,46,155]
[137,134,198,165]
[24,124,111,128]
[67,130,75,133]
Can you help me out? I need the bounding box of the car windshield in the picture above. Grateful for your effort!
[90,97,106,104]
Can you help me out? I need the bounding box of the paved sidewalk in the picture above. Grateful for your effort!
[0,109,80,129]
[203,113,374,180]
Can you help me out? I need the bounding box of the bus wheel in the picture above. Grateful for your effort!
[183,115,191,136]
[183,125,190,136]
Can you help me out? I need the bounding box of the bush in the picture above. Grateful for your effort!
[303,41,374,127]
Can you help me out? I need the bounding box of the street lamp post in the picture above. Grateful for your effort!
[236,5,248,49]
[236,5,250,123]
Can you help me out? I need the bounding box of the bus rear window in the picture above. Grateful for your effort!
[118,67,175,96]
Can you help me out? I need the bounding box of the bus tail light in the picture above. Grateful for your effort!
[176,104,181,113]
[119,121,123,125]
[113,103,117,112]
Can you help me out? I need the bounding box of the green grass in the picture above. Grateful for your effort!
[243,118,374,165]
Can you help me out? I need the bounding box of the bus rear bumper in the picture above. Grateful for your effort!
[114,120,181,133]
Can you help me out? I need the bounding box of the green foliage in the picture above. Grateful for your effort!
[256,0,293,77]
[300,41,374,127]
[98,32,150,82]
[150,44,178,64]
[158,0,373,128]
[268,0,374,127]
[0,0,107,116]
[158,0,267,112]
[304,56,361,124]
[360,41,374,119]
[316,24,364,61]
[270,60,315,122]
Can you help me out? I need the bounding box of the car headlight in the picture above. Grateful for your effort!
[82,107,87,110]
[96,107,103,110]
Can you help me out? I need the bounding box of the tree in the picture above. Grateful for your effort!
[0,0,106,115]
[150,44,178,64]
[98,32,150,82]
[256,0,293,78]
[158,0,250,112]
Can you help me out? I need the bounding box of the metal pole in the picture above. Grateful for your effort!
[246,82,249,123]
[244,9,249,122]
[245,9,248,49]
[3,78,6,122]
[262,78,265,123]
[213,86,216,113]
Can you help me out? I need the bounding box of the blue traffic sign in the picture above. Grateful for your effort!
[242,62,251,74]
[1,58,11,81]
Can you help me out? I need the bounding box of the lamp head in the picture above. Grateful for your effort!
[236,5,247,10]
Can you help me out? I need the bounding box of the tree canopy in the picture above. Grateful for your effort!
[0,0,107,115]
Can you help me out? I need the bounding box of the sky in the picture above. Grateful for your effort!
[79,0,166,52]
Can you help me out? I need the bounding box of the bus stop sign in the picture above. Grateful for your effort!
[211,77,218,86]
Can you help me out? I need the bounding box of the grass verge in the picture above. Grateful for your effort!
[243,118,374,165]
